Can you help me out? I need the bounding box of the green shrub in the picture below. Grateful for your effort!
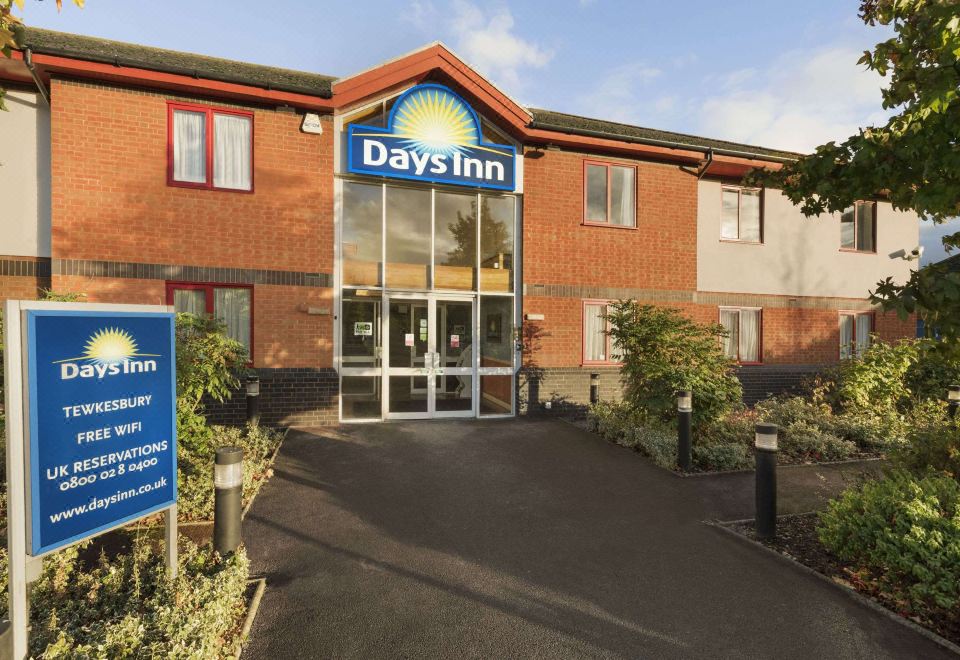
[693,442,753,472]
[0,538,249,658]
[905,339,960,403]
[175,313,248,455]
[835,339,919,412]
[632,425,678,469]
[177,423,283,521]
[892,411,960,480]
[779,421,857,463]
[818,471,960,612]
[605,301,742,426]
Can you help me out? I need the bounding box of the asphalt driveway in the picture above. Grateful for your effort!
[242,418,950,659]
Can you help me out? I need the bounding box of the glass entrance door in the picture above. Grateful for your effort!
[384,293,475,419]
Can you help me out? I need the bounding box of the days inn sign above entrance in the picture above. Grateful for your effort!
[347,84,516,191]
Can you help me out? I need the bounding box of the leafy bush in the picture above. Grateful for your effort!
[590,401,751,471]
[178,423,283,522]
[891,410,960,480]
[693,442,753,472]
[605,301,742,426]
[778,421,857,463]
[0,538,249,658]
[835,339,918,413]
[175,313,248,455]
[818,471,960,612]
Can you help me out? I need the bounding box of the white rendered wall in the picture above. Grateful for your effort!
[697,180,918,299]
[0,90,51,257]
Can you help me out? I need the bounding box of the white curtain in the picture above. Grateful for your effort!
[613,166,635,226]
[839,315,854,359]
[721,189,739,239]
[856,314,872,355]
[173,288,205,316]
[213,114,252,190]
[585,304,605,361]
[720,310,739,359]
[740,190,761,242]
[214,287,252,352]
[739,309,760,362]
[173,110,206,183]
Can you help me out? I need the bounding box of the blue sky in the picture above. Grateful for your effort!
[21,0,957,262]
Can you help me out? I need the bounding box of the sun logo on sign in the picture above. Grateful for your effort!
[82,328,142,365]
[391,87,479,157]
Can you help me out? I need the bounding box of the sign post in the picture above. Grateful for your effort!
[2,301,178,659]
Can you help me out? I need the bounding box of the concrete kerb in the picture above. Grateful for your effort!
[705,518,960,657]
[235,577,267,660]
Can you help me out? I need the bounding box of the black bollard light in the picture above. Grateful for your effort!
[246,375,260,425]
[676,390,692,472]
[213,446,244,556]
[754,423,778,540]
[948,385,960,420]
[590,373,600,405]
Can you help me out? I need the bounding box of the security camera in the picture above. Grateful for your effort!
[889,246,924,261]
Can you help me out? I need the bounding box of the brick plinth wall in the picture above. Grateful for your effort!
[519,366,622,418]
[204,367,339,427]
[736,364,823,405]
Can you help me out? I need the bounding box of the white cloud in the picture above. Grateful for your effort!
[697,46,888,152]
[573,41,889,153]
[447,1,553,89]
[576,61,662,123]
[405,1,553,91]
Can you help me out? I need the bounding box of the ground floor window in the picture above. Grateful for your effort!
[720,307,761,364]
[840,312,872,359]
[582,301,619,365]
[167,282,253,357]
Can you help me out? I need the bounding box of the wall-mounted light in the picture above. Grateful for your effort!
[525,313,545,321]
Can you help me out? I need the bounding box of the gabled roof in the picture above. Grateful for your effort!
[21,28,335,98]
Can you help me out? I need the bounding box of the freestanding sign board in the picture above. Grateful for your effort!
[3,301,178,659]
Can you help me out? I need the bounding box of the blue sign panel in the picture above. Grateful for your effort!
[348,83,516,191]
[26,311,176,555]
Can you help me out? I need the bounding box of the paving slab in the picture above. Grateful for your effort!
[242,418,950,659]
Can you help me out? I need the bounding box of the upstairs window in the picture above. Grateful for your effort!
[584,161,636,227]
[719,307,762,363]
[840,201,876,252]
[168,103,253,191]
[721,186,762,242]
[840,312,872,359]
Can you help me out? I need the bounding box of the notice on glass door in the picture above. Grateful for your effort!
[405,333,414,347]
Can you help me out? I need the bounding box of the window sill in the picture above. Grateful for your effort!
[736,361,763,366]
[719,239,763,245]
[581,361,622,368]
[581,221,638,230]
[168,180,255,194]
[838,248,877,255]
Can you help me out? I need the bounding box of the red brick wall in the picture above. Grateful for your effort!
[522,149,697,290]
[48,79,335,368]
[0,257,50,304]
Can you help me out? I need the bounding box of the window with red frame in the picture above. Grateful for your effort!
[840,312,872,359]
[584,161,636,227]
[167,283,253,358]
[168,103,253,191]
[583,301,621,364]
[719,307,762,363]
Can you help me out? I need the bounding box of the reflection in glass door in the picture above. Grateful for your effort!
[384,294,475,419]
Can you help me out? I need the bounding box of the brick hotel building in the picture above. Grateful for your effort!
[0,29,918,425]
